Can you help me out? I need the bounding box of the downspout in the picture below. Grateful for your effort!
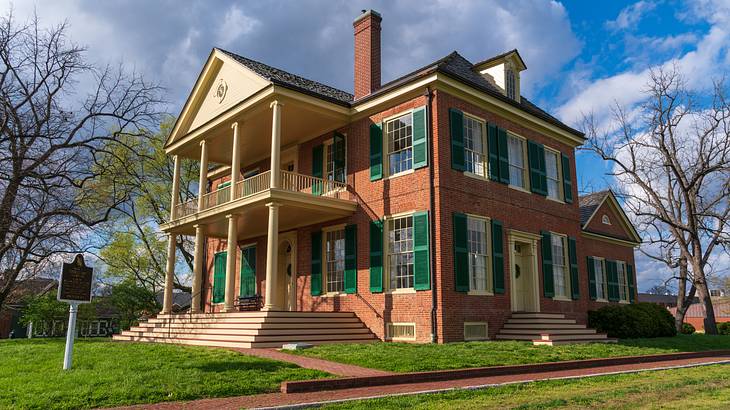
[425,87,438,343]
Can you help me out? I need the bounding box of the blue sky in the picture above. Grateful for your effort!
[11,0,730,291]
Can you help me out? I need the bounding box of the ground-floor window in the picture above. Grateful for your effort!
[212,251,227,303]
[388,215,414,289]
[387,322,416,341]
[325,228,346,293]
[617,261,628,302]
[593,258,607,300]
[551,235,570,298]
[467,216,491,292]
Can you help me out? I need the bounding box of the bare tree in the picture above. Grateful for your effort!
[582,66,730,334]
[0,12,161,310]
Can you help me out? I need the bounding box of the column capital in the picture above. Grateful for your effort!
[269,100,283,109]
[265,201,281,209]
[225,213,238,220]
[199,139,207,147]
[231,121,239,130]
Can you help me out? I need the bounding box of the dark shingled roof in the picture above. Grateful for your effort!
[579,190,610,226]
[218,48,354,106]
[219,49,583,137]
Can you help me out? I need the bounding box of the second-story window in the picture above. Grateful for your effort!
[386,113,413,175]
[507,134,527,189]
[463,115,487,177]
[545,149,561,200]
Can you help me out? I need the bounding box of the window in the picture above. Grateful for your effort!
[463,115,487,177]
[467,216,491,292]
[325,141,345,183]
[388,215,414,289]
[325,229,346,293]
[464,322,488,341]
[545,149,561,200]
[617,262,628,302]
[506,67,516,100]
[507,134,526,189]
[602,215,611,225]
[594,258,607,300]
[387,323,416,341]
[386,113,413,175]
[551,235,570,298]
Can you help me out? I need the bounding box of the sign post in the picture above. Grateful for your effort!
[57,254,93,371]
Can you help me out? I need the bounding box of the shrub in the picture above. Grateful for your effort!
[681,322,696,334]
[588,302,677,339]
[718,322,730,335]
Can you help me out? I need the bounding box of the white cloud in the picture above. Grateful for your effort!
[605,0,658,31]
[215,5,260,48]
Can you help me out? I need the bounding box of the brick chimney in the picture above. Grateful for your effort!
[353,9,382,100]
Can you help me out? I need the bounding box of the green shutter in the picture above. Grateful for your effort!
[492,219,505,294]
[561,153,573,203]
[311,231,322,296]
[487,123,499,181]
[568,236,579,300]
[369,220,383,293]
[412,107,428,169]
[450,108,465,171]
[413,211,431,290]
[333,132,346,183]
[587,257,597,301]
[627,264,636,303]
[528,141,547,195]
[497,127,510,184]
[370,123,383,181]
[344,224,358,294]
[312,144,323,196]
[212,251,227,303]
[606,260,619,302]
[541,231,554,297]
[240,246,256,297]
[453,213,469,292]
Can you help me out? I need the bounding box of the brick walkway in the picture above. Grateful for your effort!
[233,348,392,377]
[110,354,730,410]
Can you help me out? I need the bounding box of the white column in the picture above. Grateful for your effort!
[269,101,282,189]
[224,214,238,312]
[162,233,177,314]
[191,224,205,313]
[170,155,181,220]
[197,140,209,212]
[263,202,280,311]
[230,122,241,201]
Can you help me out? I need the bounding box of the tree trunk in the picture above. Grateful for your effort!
[693,260,718,334]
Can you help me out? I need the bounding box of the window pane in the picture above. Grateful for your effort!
[594,259,606,300]
[387,113,413,175]
[389,216,414,289]
[545,150,560,199]
[508,136,524,188]
[326,229,346,292]
[464,116,486,177]
[551,235,567,297]
[617,262,627,301]
[467,217,489,292]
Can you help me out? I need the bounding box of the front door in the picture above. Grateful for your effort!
[512,241,538,312]
[278,232,297,311]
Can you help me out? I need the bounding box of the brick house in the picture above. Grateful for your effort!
[115,10,641,347]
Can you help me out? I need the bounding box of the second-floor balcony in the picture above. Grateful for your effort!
[162,169,357,239]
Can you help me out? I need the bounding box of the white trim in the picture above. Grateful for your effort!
[508,230,540,312]
[548,231,571,300]
[383,211,418,292]
[464,322,489,341]
[382,110,416,179]
[506,131,530,191]
[386,322,417,341]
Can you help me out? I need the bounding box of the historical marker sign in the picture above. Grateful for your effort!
[58,254,93,370]
[58,254,93,303]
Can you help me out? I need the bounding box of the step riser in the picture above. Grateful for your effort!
[138,322,365,330]
[499,329,597,335]
[121,331,376,342]
[138,327,371,337]
[534,339,618,346]
[157,312,356,319]
[506,319,577,324]
[149,317,362,325]
[510,313,567,319]
[114,334,377,349]
[503,324,586,329]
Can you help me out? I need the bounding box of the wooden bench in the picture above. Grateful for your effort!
[235,295,262,311]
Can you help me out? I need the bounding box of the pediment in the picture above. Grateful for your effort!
[167,49,270,147]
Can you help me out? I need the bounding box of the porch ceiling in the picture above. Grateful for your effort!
[172,90,350,167]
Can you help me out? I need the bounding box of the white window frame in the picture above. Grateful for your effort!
[322,224,347,295]
[507,132,529,192]
[321,137,347,194]
[464,322,489,341]
[593,257,608,302]
[550,232,571,300]
[602,215,611,225]
[544,147,563,202]
[466,214,493,295]
[383,110,415,178]
[387,322,417,341]
[384,211,416,293]
[506,67,517,100]
[617,261,629,302]
[462,113,488,179]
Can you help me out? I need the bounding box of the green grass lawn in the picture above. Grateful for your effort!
[290,334,730,372]
[320,363,730,409]
[0,338,327,410]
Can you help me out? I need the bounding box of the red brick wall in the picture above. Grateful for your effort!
[353,12,381,99]
[581,233,637,312]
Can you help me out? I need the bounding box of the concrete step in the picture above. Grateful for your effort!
[141,321,366,331]
[509,312,566,319]
[533,338,618,346]
[121,330,376,343]
[148,316,363,325]
[157,311,356,320]
[113,333,378,349]
[499,328,597,335]
[506,318,577,324]
[142,326,371,337]
[539,333,609,341]
[502,323,586,330]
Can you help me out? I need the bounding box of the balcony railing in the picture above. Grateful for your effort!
[172,170,352,220]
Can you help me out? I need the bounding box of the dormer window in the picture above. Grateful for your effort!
[505,67,516,100]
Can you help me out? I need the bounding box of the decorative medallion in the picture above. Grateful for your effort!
[212,78,228,104]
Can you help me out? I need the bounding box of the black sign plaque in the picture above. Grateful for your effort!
[57,254,93,303]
